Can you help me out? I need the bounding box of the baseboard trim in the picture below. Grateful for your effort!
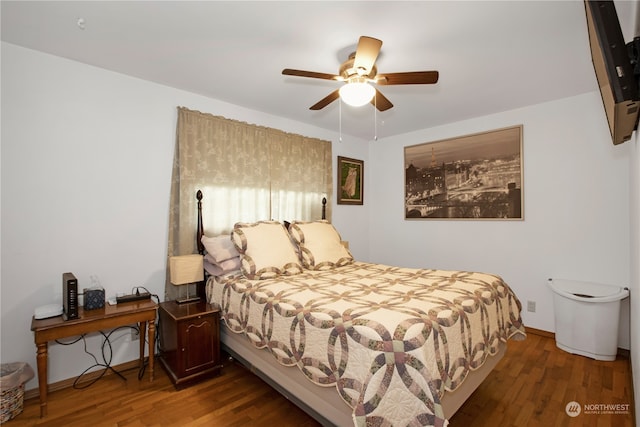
[23,359,144,401]
[618,347,631,358]
[524,326,629,359]
[524,326,554,338]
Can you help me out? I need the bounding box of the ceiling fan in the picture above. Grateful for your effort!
[282,36,439,112]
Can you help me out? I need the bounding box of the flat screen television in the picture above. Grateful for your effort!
[584,0,639,145]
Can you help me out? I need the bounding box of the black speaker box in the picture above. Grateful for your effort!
[63,272,79,320]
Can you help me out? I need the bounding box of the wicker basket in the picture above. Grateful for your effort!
[0,382,25,423]
[0,362,33,423]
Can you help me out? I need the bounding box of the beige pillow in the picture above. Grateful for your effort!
[289,221,353,270]
[231,221,303,280]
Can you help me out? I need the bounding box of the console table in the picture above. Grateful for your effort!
[30,300,158,417]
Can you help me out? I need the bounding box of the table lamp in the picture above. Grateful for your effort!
[169,254,204,304]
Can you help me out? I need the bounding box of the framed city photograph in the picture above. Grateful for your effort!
[337,156,364,205]
[404,125,523,220]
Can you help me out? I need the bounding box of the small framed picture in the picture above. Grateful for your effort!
[337,156,364,205]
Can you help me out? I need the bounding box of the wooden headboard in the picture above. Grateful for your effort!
[196,189,205,255]
[194,190,326,301]
[195,189,327,255]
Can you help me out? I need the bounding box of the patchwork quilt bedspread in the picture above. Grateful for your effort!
[207,261,526,426]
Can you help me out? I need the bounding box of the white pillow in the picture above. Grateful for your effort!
[289,221,353,270]
[204,254,241,275]
[231,221,303,280]
[201,234,239,263]
[204,254,240,276]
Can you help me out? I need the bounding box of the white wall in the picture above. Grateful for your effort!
[368,92,631,345]
[0,42,370,390]
[616,0,640,416]
[630,127,639,427]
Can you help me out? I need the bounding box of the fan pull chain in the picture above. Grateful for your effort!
[374,94,378,141]
[339,98,343,142]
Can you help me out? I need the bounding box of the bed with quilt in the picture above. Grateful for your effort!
[200,216,526,426]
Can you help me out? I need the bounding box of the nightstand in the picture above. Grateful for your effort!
[158,301,222,388]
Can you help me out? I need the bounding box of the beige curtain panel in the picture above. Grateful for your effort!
[166,107,332,300]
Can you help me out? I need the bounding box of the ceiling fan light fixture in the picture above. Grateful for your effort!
[283,36,437,112]
[339,78,375,107]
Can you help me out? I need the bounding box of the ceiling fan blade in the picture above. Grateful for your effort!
[371,89,393,111]
[376,71,439,85]
[353,36,383,74]
[310,89,340,110]
[282,68,341,81]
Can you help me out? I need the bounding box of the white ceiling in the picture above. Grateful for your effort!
[1,1,601,140]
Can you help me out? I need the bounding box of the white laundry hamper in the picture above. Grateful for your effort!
[547,278,629,361]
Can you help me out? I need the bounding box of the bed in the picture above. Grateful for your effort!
[195,191,526,426]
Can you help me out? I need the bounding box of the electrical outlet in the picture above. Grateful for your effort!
[527,300,536,313]
[130,327,139,341]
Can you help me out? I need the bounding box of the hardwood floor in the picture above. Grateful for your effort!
[451,333,634,427]
[10,333,634,426]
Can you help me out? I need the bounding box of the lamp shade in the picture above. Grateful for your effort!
[339,79,375,107]
[169,254,204,285]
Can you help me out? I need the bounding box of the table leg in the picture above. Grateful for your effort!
[148,320,155,381]
[138,321,146,371]
[36,342,48,417]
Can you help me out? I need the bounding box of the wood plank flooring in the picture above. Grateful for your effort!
[10,333,634,426]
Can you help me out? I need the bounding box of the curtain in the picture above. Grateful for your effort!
[166,107,332,300]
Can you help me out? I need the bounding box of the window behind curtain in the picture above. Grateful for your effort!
[167,107,332,290]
